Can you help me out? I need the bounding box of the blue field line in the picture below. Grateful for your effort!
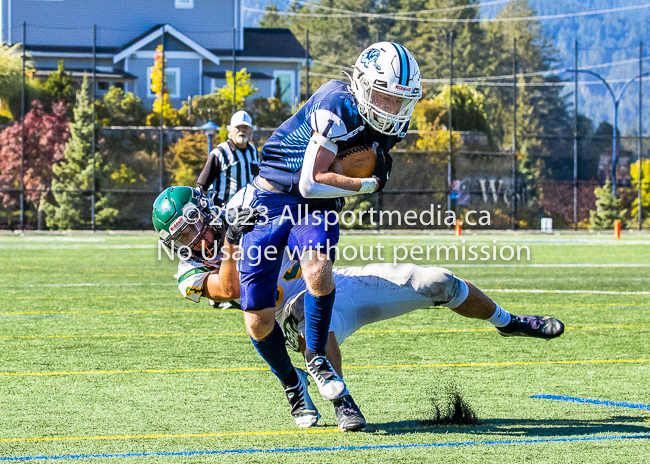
[2,434,649,461]
[531,394,650,410]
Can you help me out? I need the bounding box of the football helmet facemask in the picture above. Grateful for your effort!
[152,186,223,258]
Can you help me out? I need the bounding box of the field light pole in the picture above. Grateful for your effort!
[568,68,650,197]
[447,30,454,220]
[20,21,26,231]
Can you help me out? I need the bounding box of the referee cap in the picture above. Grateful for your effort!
[229,110,253,128]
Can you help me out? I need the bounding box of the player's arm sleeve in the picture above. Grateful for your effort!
[196,151,223,193]
[177,266,212,303]
[298,132,378,198]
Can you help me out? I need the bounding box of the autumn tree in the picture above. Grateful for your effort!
[0,43,39,122]
[146,45,180,126]
[167,132,211,186]
[178,69,258,139]
[218,69,258,112]
[631,160,650,227]
[0,101,70,229]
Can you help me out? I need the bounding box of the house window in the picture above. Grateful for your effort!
[273,71,294,105]
[175,0,193,8]
[147,67,181,99]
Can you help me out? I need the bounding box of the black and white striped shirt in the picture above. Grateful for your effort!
[196,140,259,205]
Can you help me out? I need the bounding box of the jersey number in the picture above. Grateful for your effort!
[275,263,302,306]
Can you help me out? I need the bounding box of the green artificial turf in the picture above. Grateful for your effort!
[0,232,648,462]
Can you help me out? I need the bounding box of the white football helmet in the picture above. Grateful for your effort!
[350,42,422,136]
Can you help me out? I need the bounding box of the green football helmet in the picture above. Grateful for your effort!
[152,186,223,256]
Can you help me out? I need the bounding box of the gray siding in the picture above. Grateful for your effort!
[1,1,306,110]
[5,0,239,49]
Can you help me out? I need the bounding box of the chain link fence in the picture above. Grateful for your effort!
[1,126,648,231]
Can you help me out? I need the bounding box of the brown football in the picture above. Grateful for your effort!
[329,145,377,178]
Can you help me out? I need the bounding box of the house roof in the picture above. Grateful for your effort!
[25,27,306,63]
[114,24,164,57]
[33,68,137,81]
[203,71,273,80]
[211,28,307,60]
[26,45,119,54]
[113,24,221,66]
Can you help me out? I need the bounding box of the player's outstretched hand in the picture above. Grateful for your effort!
[372,151,393,192]
[225,207,262,245]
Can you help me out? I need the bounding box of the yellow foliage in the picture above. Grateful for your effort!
[110,164,147,187]
[631,159,650,222]
[218,69,258,110]
[416,123,460,151]
[168,132,212,186]
[150,45,164,96]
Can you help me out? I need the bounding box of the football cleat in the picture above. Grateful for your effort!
[305,352,346,401]
[333,394,367,432]
[284,368,320,428]
[496,315,565,340]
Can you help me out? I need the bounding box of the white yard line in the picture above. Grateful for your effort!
[0,245,157,250]
[484,288,650,295]
[0,283,176,288]
[447,263,650,268]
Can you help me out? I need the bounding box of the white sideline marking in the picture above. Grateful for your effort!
[484,288,650,295]
[474,277,650,282]
[0,245,156,250]
[0,283,176,288]
[447,263,650,268]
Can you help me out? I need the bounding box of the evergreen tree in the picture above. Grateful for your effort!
[44,74,118,229]
[483,0,570,151]
[388,0,489,81]
[41,60,76,114]
[260,0,398,95]
[589,179,627,230]
[258,2,291,29]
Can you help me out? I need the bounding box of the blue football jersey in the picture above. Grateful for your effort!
[259,80,407,197]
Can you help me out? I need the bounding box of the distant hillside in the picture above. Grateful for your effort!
[244,0,650,134]
[482,0,650,134]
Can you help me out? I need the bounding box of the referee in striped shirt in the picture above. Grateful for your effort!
[196,111,259,207]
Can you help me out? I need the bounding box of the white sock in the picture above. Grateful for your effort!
[486,304,512,328]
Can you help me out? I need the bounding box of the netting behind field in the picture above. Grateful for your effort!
[1,127,648,230]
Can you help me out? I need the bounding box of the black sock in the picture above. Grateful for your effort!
[499,315,518,333]
[281,370,300,389]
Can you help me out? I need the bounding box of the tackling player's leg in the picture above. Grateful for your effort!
[451,281,564,339]
[330,263,564,344]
